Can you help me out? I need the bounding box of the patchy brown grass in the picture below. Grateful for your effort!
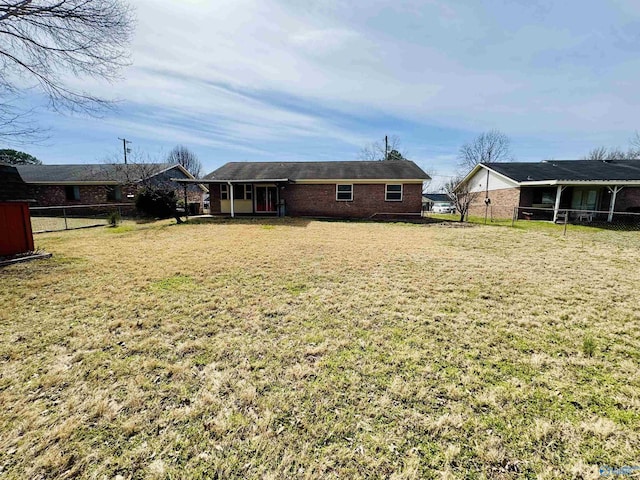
[1,218,639,479]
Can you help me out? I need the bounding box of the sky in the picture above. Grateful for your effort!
[11,0,640,190]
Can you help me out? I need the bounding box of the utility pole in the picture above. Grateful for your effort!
[385,135,388,161]
[118,137,131,164]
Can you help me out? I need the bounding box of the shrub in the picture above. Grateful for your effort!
[107,210,121,227]
[135,187,177,218]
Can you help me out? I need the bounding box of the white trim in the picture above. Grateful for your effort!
[198,178,289,184]
[459,164,520,189]
[336,183,353,201]
[385,183,403,202]
[521,179,640,186]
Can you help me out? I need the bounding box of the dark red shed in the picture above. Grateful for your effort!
[0,164,35,256]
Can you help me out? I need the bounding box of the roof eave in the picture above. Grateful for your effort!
[520,180,640,186]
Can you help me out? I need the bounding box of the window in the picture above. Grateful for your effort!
[220,184,229,200]
[106,186,122,202]
[336,184,353,201]
[233,183,252,200]
[385,184,403,201]
[65,186,80,201]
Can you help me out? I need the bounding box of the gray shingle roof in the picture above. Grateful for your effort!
[423,193,452,202]
[204,161,430,181]
[486,159,640,182]
[16,163,175,183]
[0,165,31,201]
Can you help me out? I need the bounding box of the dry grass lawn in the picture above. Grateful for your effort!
[1,218,639,479]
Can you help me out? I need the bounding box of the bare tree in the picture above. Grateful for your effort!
[443,175,480,222]
[358,135,408,161]
[166,145,202,177]
[458,130,513,171]
[0,0,135,139]
[583,144,640,161]
[630,132,640,154]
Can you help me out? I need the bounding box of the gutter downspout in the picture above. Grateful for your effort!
[229,182,235,218]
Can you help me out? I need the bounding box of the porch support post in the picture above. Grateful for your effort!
[553,185,565,223]
[183,184,188,220]
[608,186,623,222]
[229,182,235,218]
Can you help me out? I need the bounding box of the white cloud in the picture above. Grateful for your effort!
[26,0,640,170]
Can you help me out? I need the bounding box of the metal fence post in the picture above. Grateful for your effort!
[563,210,568,236]
[512,206,517,227]
[63,207,68,230]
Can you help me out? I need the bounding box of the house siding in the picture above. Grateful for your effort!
[26,165,205,211]
[616,187,640,211]
[208,182,423,218]
[282,183,423,218]
[29,184,139,207]
[468,187,521,219]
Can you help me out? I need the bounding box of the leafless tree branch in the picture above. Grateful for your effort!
[166,144,202,177]
[358,135,408,161]
[443,175,480,222]
[0,0,134,138]
[458,130,513,171]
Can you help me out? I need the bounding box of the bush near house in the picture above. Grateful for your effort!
[135,187,177,218]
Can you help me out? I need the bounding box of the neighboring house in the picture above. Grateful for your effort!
[460,160,640,221]
[423,193,456,213]
[179,160,429,218]
[0,165,34,256]
[15,163,207,211]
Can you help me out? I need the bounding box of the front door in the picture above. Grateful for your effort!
[255,186,277,213]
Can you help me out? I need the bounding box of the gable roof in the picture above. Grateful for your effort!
[15,163,191,185]
[423,193,452,202]
[204,160,429,182]
[0,164,32,201]
[481,160,640,183]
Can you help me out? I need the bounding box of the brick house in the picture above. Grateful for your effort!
[15,163,207,212]
[460,160,640,222]
[178,160,429,219]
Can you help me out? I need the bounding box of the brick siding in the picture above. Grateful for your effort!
[209,182,423,218]
[30,183,204,211]
[29,185,139,207]
[616,187,640,211]
[468,187,521,219]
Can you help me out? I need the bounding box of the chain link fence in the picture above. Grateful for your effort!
[30,204,135,233]
[512,206,640,234]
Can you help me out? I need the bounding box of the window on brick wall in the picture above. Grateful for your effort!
[65,186,80,201]
[106,186,122,202]
[233,183,253,200]
[336,184,353,201]
[385,184,403,201]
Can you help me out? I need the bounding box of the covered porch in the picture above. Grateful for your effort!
[519,183,639,223]
[175,178,289,217]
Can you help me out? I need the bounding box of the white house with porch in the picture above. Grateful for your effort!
[460,159,640,222]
